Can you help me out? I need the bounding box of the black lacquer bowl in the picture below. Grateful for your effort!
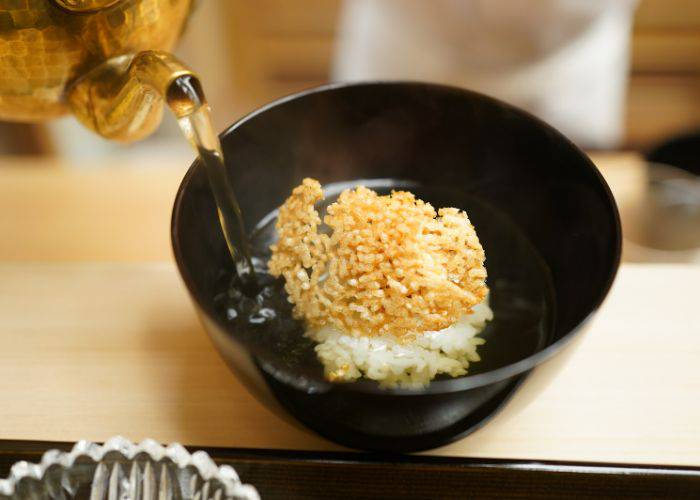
[172,82,621,452]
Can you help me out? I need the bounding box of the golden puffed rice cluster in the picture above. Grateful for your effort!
[269,178,488,338]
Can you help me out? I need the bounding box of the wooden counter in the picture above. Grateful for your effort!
[0,262,698,466]
[0,153,698,468]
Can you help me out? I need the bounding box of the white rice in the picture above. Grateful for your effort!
[306,300,493,389]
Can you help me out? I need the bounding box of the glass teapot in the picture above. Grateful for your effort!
[0,0,199,142]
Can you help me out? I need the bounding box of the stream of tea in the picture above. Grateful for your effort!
[166,75,257,288]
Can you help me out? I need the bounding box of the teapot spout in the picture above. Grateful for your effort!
[67,51,201,143]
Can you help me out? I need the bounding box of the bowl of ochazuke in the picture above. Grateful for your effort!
[171,81,621,452]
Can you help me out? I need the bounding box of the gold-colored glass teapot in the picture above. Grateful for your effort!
[0,0,198,142]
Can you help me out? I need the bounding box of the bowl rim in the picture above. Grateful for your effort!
[171,80,622,395]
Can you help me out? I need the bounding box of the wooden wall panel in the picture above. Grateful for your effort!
[626,75,700,148]
[635,0,700,29]
[631,32,700,73]
[253,0,341,36]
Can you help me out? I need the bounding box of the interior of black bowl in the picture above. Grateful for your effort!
[172,82,621,395]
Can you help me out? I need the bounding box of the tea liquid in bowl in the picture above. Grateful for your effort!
[212,179,556,392]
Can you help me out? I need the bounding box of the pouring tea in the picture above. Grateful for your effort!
[0,0,255,282]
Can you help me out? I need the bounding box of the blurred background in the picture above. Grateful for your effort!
[0,0,698,263]
[2,0,700,156]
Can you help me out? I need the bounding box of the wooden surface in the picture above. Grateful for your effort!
[0,262,699,466]
[0,152,643,262]
[0,156,190,261]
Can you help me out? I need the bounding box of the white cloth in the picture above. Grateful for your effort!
[333,0,638,148]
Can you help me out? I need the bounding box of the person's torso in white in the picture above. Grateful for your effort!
[333,0,638,148]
